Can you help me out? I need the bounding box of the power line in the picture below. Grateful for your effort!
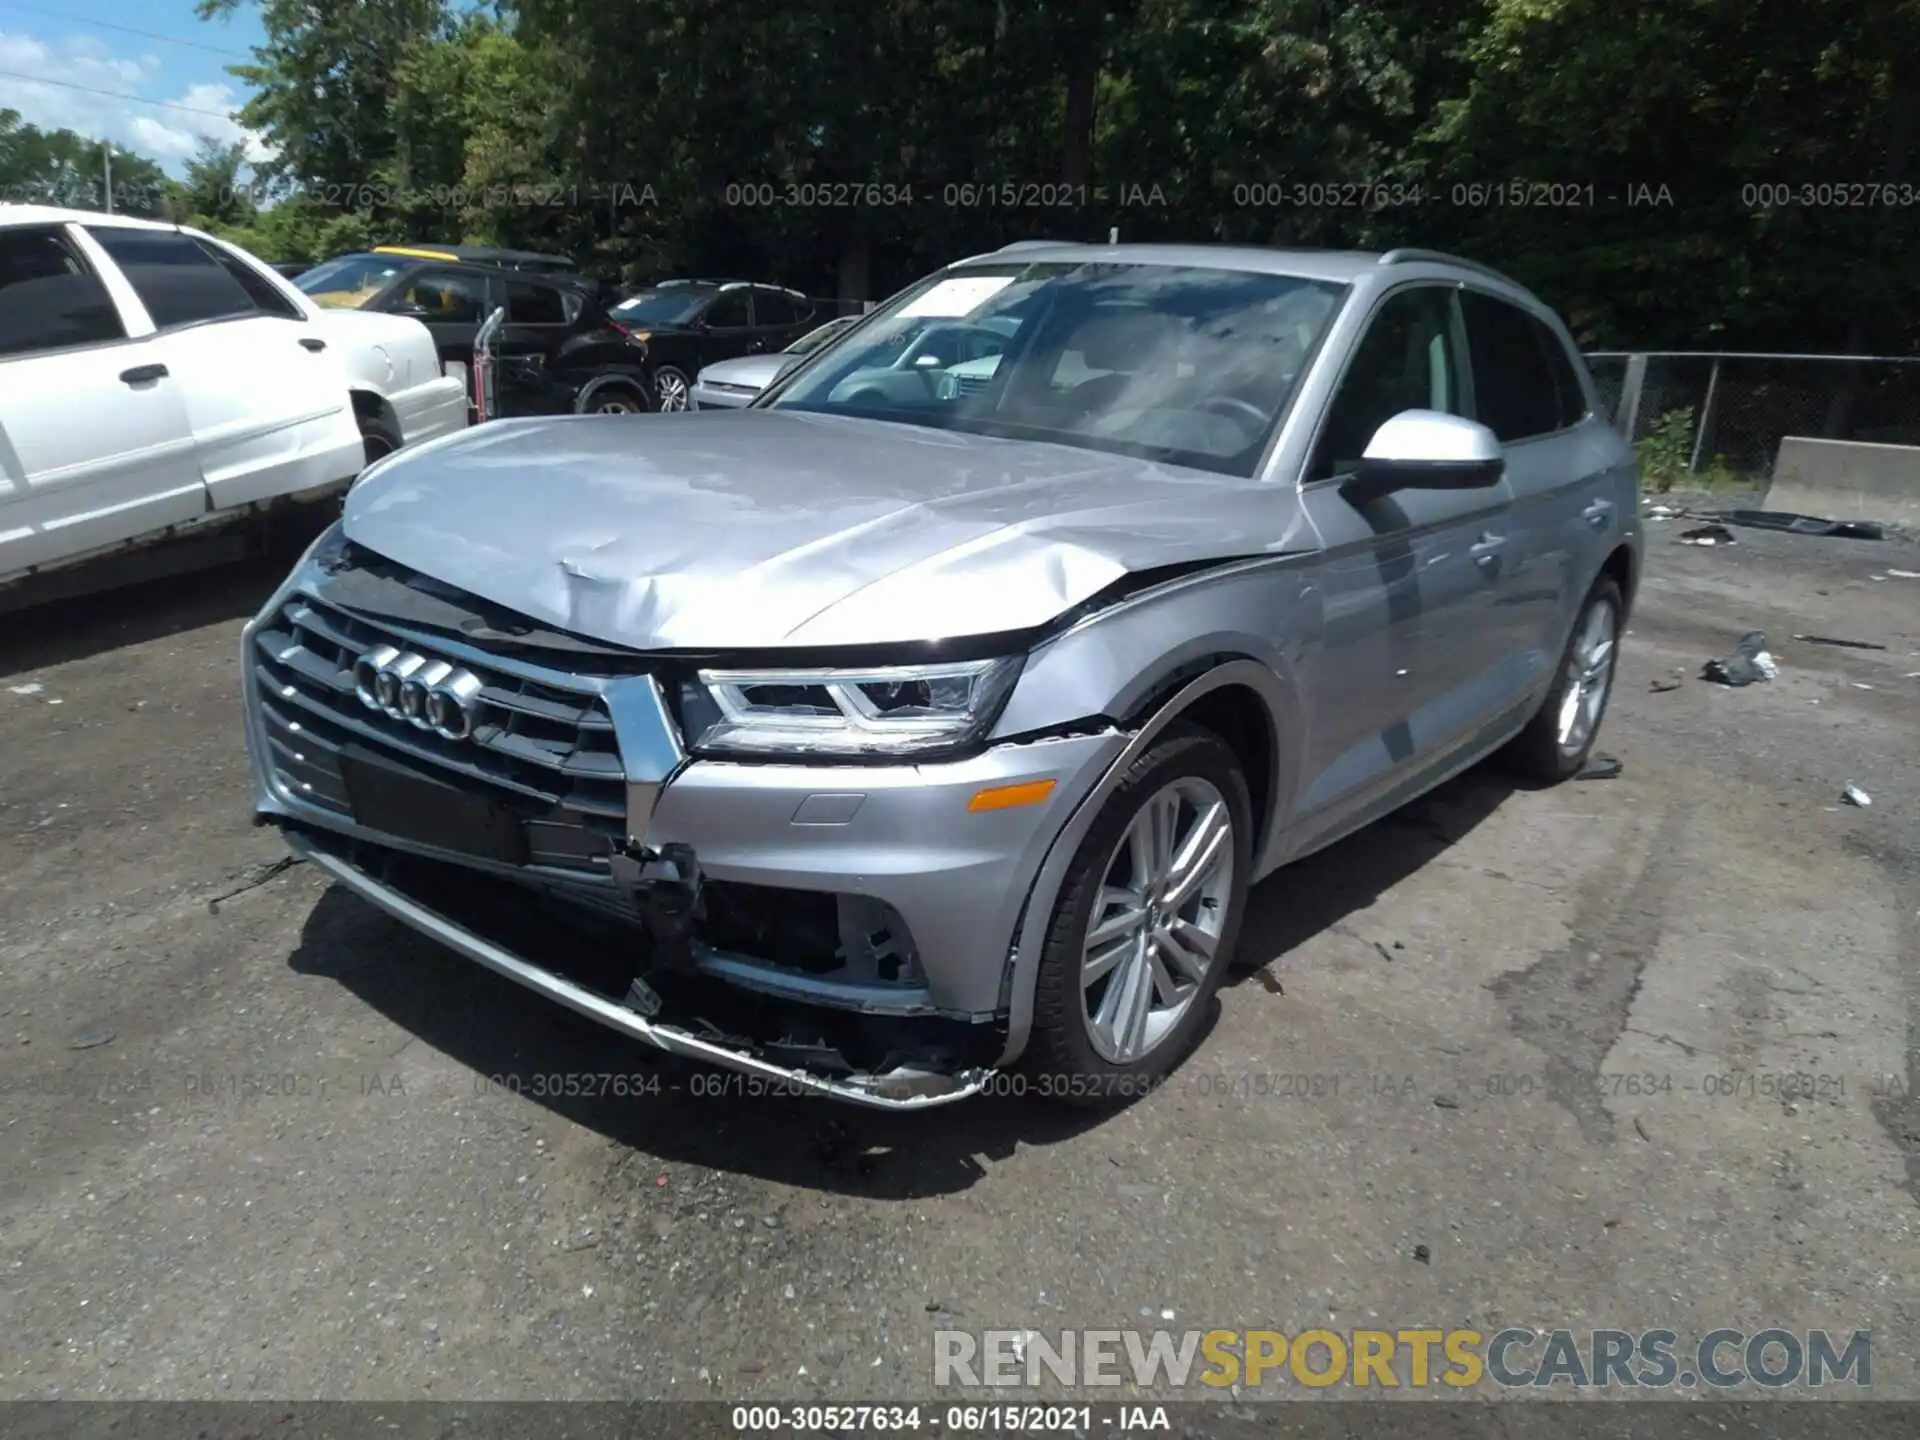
[0,2,253,59]
[0,69,239,119]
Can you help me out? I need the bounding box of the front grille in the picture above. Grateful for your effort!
[251,592,628,873]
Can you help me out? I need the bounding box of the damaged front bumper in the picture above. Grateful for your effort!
[284,826,989,1109]
[242,528,1131,1109]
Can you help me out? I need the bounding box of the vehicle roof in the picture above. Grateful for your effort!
[0,204,180,233]
[947,241,1526,292]
[320,252,575,284]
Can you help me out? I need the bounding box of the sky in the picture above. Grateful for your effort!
[0,0,269,175]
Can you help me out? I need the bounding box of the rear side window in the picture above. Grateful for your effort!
[1460,291,1567,441]
[196,238,303,320]
[753,290,798,327]
[506,281,569,325]
[0,227,126,357]
[85,226,257,329]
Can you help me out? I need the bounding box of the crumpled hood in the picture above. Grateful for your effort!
[341,410,1305,650]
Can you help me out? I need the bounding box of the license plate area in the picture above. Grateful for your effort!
[339,744,528,866]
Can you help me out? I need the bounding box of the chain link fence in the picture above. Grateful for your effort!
[1584,352,1920,481]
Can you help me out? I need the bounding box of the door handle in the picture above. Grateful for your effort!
[299,337,327,352]
[1470,533,1506,569]
[1583,499,1613,527]
[119,363,168,385]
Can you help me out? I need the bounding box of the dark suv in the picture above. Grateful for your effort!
[607,280,817,410]
[296,256,653,416]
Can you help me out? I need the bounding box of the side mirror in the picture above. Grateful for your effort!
[1345,410,1505,499]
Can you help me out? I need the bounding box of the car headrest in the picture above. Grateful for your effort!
[1068,309,1186,372]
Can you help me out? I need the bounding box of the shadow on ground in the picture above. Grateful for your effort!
[287,765,1520,1201]
[0,545,306,679]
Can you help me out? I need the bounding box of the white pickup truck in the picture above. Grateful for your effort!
[0,205,467,602]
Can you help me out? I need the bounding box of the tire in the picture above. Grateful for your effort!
[357,408,403,467]
[1503,574,1623,781]
[576,378,650,414]
[1023,723,1252,1107]
[652,366,691,412]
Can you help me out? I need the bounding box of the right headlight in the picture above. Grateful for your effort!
[677,656,1023,760]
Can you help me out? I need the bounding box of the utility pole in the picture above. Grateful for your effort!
[102,142,113,214]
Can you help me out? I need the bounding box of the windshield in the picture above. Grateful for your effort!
[767,263,1346,477]
[784,316,856,355]
[610,290,711,326]
[295,253,407,309]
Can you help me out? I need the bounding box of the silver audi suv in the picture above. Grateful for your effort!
[241,242,1641,1109]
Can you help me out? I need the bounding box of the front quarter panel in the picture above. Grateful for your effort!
[991,555,1321,873]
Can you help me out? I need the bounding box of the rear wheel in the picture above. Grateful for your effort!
[357,409,403,467]
[652,366,691,412]
[576,378,650,414]
[1023,724,1251,1107]
[1504,574,1622,781]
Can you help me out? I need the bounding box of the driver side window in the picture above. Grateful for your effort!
[1309,288,1463,481]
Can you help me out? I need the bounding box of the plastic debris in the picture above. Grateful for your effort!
[1702,632,1778,686]
[1649,678,1683,693]
[1575,754,1623,780]
[1843,785,1872,808]
[8,682,43,695]
[1793,634,1887,651]
[1679,524,1736,546]
[1645,503,1684,521]
[1887,569,1920,579]
[1704,508,1885,540]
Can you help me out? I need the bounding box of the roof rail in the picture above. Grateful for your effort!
[995,239,1068,253]
[1377,248,1519,286]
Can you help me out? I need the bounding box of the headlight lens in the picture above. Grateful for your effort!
[679,656,1023,758]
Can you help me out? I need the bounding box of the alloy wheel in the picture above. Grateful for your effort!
[655,371,689,412]
[1556,598,1618,755]
[1080,776,1234,1064]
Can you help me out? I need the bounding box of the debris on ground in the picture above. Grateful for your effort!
[8,682,43,696]
[1412,1244,1431,1264]
[1433,1094,1459,1110]
[1702,508,1886,541]
[1575,754,1623,780]
[1887,568,1920,579]
[1679,524,1736,546]
[1702,631,1779,686]
[1649,678,1683,692]
[1793,634,1887,651]
[1645,503,1685,521]
[1843,785,1872,808]
[1633,1117,1652,1142]
[68,1028,115,1051]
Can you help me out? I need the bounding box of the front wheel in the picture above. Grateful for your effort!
[1023,724,1251,1107]
[1504,574,1622,781]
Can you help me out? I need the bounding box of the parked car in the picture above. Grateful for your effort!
[690,313,861,409]
[295,256,653,415]
[272,261,313,280]
[0,205,465,604]
[608,280,817,410]
[240,241,1640,1109]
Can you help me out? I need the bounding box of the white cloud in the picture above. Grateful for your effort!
[0,28,268,175]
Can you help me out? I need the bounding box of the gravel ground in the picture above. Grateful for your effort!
[0,515,1915,1405]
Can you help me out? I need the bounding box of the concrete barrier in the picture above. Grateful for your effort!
[1764,436,1920,529]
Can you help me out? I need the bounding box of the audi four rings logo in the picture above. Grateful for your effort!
[353,645,484,740]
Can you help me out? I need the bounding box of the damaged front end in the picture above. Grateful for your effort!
[284,824,998,1108]
[243,528,1060,1109]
